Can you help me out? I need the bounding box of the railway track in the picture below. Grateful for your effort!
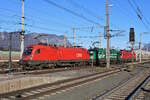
[131,75,150,100]
[0,66,95,76]
[92,67,150,100]
[0,62,20,73]
[0,60,149,75]
[0,68,122,100]
[0,61,91,75]
[13,66,93,75]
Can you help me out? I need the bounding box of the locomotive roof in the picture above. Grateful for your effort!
[120,49,132,52]
[26,43,85,49]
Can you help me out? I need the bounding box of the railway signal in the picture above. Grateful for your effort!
[129,28,135,42]
[129,28,135,71]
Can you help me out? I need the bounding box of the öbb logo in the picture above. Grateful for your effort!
[76,53,82,57]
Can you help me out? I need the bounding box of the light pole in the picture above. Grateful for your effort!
[139,33,142,63]
[64,32,67,47]
[99,32,101,48]
[72,28,75,47]
[106,0,110,68]
[9,33,12,74]
[9,31,22,74]
[139,32,149,63]
[20,0,25,59]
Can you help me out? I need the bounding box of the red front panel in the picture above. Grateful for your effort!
[22,55,31,61]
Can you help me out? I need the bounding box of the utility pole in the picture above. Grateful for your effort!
[139,32,142,63]
[106,0,110,68]
[64,32,67,47]
[9,33,12,73]
[20,0,25,59]
[99,32,101,48]
[72,28,75,47]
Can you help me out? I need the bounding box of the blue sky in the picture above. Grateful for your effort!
[0,0,150,49]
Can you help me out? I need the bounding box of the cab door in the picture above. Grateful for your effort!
[33,48,41,60]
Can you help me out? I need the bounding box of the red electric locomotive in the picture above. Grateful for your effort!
[120,50,136,62]
[20,43,89,69]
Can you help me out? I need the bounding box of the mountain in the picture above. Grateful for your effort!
[0,32,71,51]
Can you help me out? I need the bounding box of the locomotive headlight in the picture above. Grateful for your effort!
[30,56,32,60]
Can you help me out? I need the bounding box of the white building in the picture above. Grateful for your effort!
[134,50,150,61]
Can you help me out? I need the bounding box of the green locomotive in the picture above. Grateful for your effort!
[89,48,121,65]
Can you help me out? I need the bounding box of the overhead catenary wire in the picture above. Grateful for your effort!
[67,35,102,39]
[3,0,120,35]
[25,16,71,29]
[0,10,21,31]
[23,6,72,28]
[128,0,150,31]
[42,0,104,27]
[132,0,150,26]
[66,0,104,21]
[110,0,135,20]
[0,20,19,25]
[0,5,71,31]
[0,0,130,45]
[26,9,71,28]
[6,0,84,29]
[0,4,101,36]
[110,0,150,33]
[0,8,66,34]
[26,24,66,33]
[0,7,21,18]
[7,0,20,5]
[0,7,69,34]
[0,17,20,31]
[67,33,123,39]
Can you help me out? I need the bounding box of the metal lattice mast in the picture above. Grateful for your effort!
[73,28,75,47]
[139,32,142,63]
[99,32,101,48]
[20,0,25,59]
[106,0,110,68]
[64,32,67,47]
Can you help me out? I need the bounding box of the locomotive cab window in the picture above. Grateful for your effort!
[23,47,33,55]
[35,49,40,54]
